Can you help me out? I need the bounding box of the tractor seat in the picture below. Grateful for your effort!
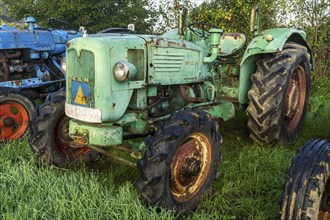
[218,33,246,57]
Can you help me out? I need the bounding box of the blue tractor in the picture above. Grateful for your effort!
[0,17,82,141]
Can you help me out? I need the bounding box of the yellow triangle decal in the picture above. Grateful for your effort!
[74,85,87,105]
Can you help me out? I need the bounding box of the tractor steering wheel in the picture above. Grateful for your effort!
[188,22,221,38]
[48,18,78,35]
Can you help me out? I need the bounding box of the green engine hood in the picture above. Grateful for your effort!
[66,34,146,122]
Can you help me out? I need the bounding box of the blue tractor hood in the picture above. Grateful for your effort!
[0,28,56,51]
[0,19,82,55]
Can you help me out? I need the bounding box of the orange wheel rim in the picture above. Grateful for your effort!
[0,101,29,140]
[170,132,212,202]
[54,114,90,158]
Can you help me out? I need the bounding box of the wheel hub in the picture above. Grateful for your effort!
[0,116,14,127]
[54,114,91,158]
[285,79,300,118]
[182,157,201,178]
[170,133,212,202]
[283,65,307,133]
[0,101,29,140]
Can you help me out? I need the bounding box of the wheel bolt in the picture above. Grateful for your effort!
[1,117,14,127]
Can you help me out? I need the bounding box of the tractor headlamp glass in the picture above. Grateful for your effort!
[114,62,129,81]
[113,61,137,82]
[61,57,67,74]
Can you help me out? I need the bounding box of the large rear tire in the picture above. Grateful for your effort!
[0,93,35,142]
[136,109,221,212]
[29,90,98,167]
[247,43,311,144]
[279,139,330,220]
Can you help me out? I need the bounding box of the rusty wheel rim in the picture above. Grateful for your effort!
[0,101,29,141]
[318,211,330,220]
[170,132,212,202]
[54,114,90,158]
[284,65,307,133]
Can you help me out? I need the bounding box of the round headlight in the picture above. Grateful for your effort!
[113,62,129,81]
[61,57,67,74]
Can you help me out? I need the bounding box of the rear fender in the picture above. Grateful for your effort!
[238,28,312,104]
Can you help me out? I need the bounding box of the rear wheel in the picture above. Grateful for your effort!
[279,139,330,220]
[247,43,311,144]
[29,90,98,167]
[0,93,35,142]
[136,109,221,212]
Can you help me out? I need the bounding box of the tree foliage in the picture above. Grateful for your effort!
[189,0,278,36]
[277,0,330,78]
[188,0,329,78]
[148,0,197,33]
[1,0,328,77]
[2,0,156,33]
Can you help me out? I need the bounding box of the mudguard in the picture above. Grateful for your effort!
[238,28,312,104]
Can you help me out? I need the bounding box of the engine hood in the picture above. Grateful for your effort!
[0,29,55,51]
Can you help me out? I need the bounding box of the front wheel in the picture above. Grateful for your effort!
[247,42,311,144]
[0,93,35,142]
[136,109,221,212]
[29,90,98,167]
[279,139,330,220]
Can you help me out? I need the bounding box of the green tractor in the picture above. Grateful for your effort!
[29,6,312,212]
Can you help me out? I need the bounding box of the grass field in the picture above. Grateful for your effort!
[1,79,329,219]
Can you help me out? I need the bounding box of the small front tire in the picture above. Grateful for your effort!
[0,93,35,142]
[29,90,98,167]
[136,109,221,212]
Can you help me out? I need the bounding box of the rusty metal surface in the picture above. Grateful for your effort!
[87,145,136,167]
[318,212,330,220]
[218,33,246,56]
[170,132,212,202]
[179,85,205,103]
[284,65,307,133]
[0,50,21,59]
[220,33,244,40]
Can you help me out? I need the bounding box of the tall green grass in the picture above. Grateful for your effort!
[0,79,329,219]
[0,141,177,219]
